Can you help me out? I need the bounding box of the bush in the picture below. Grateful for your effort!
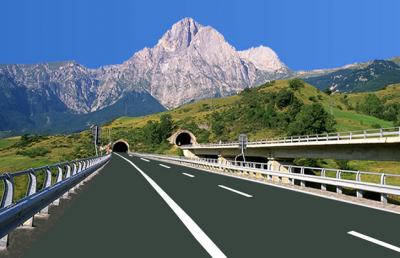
[289,78,305,91]
[17,147,50,158]
[276,89,294,109]
[358,94,384,118]
[335,160,352,170]
[288,103,336,136]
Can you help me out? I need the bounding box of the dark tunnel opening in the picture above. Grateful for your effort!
[113,141,128,152]
[175,132,192,146]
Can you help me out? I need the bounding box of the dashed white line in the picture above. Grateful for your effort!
[182,173,195,178]
[115,153,226,258]
[218,185,253,198]
[348,231,400,253]
[159,164,170,169]
[140,158,150,162]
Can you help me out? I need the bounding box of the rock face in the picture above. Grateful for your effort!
[98,18,292,109]
[0,17,291,134]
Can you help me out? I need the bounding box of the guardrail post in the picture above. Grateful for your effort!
[356,171,363,198]
[40,167,52,215]
[63,164,71,199]
[52,166,63,206]
[0,174,14,250]
[300,167,305,187]
[380,173,387,204]
[336,170,342,194]
[22,169,37,227]
[321,168,326,191]
[288,166,294,185]
[78,161,82,173]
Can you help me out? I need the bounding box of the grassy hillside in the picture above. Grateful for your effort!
[103,80,392,146]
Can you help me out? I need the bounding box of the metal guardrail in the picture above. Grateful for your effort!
[137,153,400,205]
[0,154,111,250]
[181,127,400,148]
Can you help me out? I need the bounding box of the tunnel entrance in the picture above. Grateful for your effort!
[175,132,192,146]
[112,141,129,152]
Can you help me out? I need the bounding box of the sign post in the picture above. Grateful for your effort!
[236,133,247,162]
[90,125,100,156]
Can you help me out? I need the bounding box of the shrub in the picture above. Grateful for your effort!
[288,78,305,91]
[358,94,384,118]
[17,147,50,158]
[288,103,336,136]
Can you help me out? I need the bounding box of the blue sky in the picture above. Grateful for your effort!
[0,0,399,70]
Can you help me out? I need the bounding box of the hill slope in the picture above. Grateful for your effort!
[302,60,400,93]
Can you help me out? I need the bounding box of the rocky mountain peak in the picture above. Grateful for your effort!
[238,45,286,72]
[157,17,201,52]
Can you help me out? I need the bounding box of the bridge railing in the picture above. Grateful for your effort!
[136,153,400,206]
[181,126,400,148]
[0,154,111,250]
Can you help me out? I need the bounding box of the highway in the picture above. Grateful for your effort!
[18,153,400,257]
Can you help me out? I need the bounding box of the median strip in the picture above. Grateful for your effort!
[140,158,150,162]
[159,164,171,169]
[115,153,226,258]
[182,173,195,178]
[348,231,400,253]
[218,185,253,198]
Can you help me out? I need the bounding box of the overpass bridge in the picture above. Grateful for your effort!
[180,127,400,162]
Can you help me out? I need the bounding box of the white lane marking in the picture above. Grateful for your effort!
[167,161,400,215]
[182,173,195,178]
[115,153,226,258]
[140,158,150,162]
[159,164,171,169]
[348,231,400,253]
[218,185,253,198]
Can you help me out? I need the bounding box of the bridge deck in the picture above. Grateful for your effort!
[15,154,400,257]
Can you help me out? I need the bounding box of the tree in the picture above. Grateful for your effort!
[211,112,224,137]
[276,89,294,109]
[288,103,336,136]
[288,78,305,91]
[159,114,174,139]
[324,88,332,95]
[358,94,384,118]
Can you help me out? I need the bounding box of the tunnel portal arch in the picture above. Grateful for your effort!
[169,130,197,147]
[112,140,130,153]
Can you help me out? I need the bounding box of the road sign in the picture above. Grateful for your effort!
[239,134,247,150]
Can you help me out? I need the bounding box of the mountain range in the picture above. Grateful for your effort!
[0,17,399,135]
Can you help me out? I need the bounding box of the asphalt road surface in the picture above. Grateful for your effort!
[18,153,400,257]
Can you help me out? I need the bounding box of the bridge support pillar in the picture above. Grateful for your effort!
[217,155,229,165]
[267,158,292,184]
[183,149,199,159]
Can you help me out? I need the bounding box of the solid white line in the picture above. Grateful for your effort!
[348,231,400,253]
[115,153,226,258]
[140,158,150,162]
[182,173,195,178]
[159,164,171,169]
[218,185,253,198]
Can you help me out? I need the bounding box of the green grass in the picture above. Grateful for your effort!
[0,136,20,150]
[332,108,393,131]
